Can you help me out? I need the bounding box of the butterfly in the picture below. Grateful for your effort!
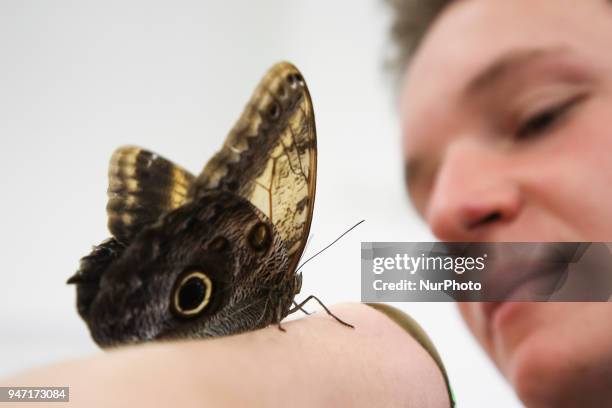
[67,62,351,348]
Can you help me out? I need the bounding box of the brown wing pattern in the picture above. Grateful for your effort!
[107,146,195,243]
[192,62,317,268]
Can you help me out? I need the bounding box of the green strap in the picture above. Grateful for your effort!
[366,303,456,407]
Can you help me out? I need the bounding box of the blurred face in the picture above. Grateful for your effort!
[400,0,612,406]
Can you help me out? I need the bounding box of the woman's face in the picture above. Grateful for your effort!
[400,0,612,406]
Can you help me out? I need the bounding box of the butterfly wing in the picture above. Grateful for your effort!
[192,62,317,270]
[107,146,195,243]
[70,62,318,347]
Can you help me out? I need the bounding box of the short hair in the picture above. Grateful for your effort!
[386,0,452,74]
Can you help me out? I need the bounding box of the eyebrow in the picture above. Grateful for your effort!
[465,46,570,96]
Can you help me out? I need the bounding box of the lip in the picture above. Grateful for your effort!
[481,269,564,339]
[481,253,568,302]
[474,243,584,346]
[481,260,567,334]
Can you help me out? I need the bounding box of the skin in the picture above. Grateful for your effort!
[1,304,449,407]
[400,0,612,406]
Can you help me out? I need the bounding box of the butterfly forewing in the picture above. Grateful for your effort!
[194,62,317,269]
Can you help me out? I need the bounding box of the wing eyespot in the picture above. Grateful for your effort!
[171,271,213,318]
[248,222,272,253]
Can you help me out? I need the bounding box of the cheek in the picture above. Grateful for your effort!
[519,98,612,240]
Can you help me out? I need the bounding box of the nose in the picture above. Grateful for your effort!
[425,141,523,241]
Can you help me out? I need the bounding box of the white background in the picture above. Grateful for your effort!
[0,1,521,406]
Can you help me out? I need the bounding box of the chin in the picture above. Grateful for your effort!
[507,323,611,408]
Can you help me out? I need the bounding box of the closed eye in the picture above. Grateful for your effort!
[516,95,585,140]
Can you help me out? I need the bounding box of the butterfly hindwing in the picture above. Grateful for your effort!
[107,146,195,243]
[192,62,317,270]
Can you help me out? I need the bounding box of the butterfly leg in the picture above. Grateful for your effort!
[292,301,312,315]
[276,303,287,332]
[289,295,354,329]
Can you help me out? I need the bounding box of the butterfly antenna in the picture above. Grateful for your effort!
[296,219,365,273]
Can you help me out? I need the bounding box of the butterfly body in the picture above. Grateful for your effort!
[69,62,317,348]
